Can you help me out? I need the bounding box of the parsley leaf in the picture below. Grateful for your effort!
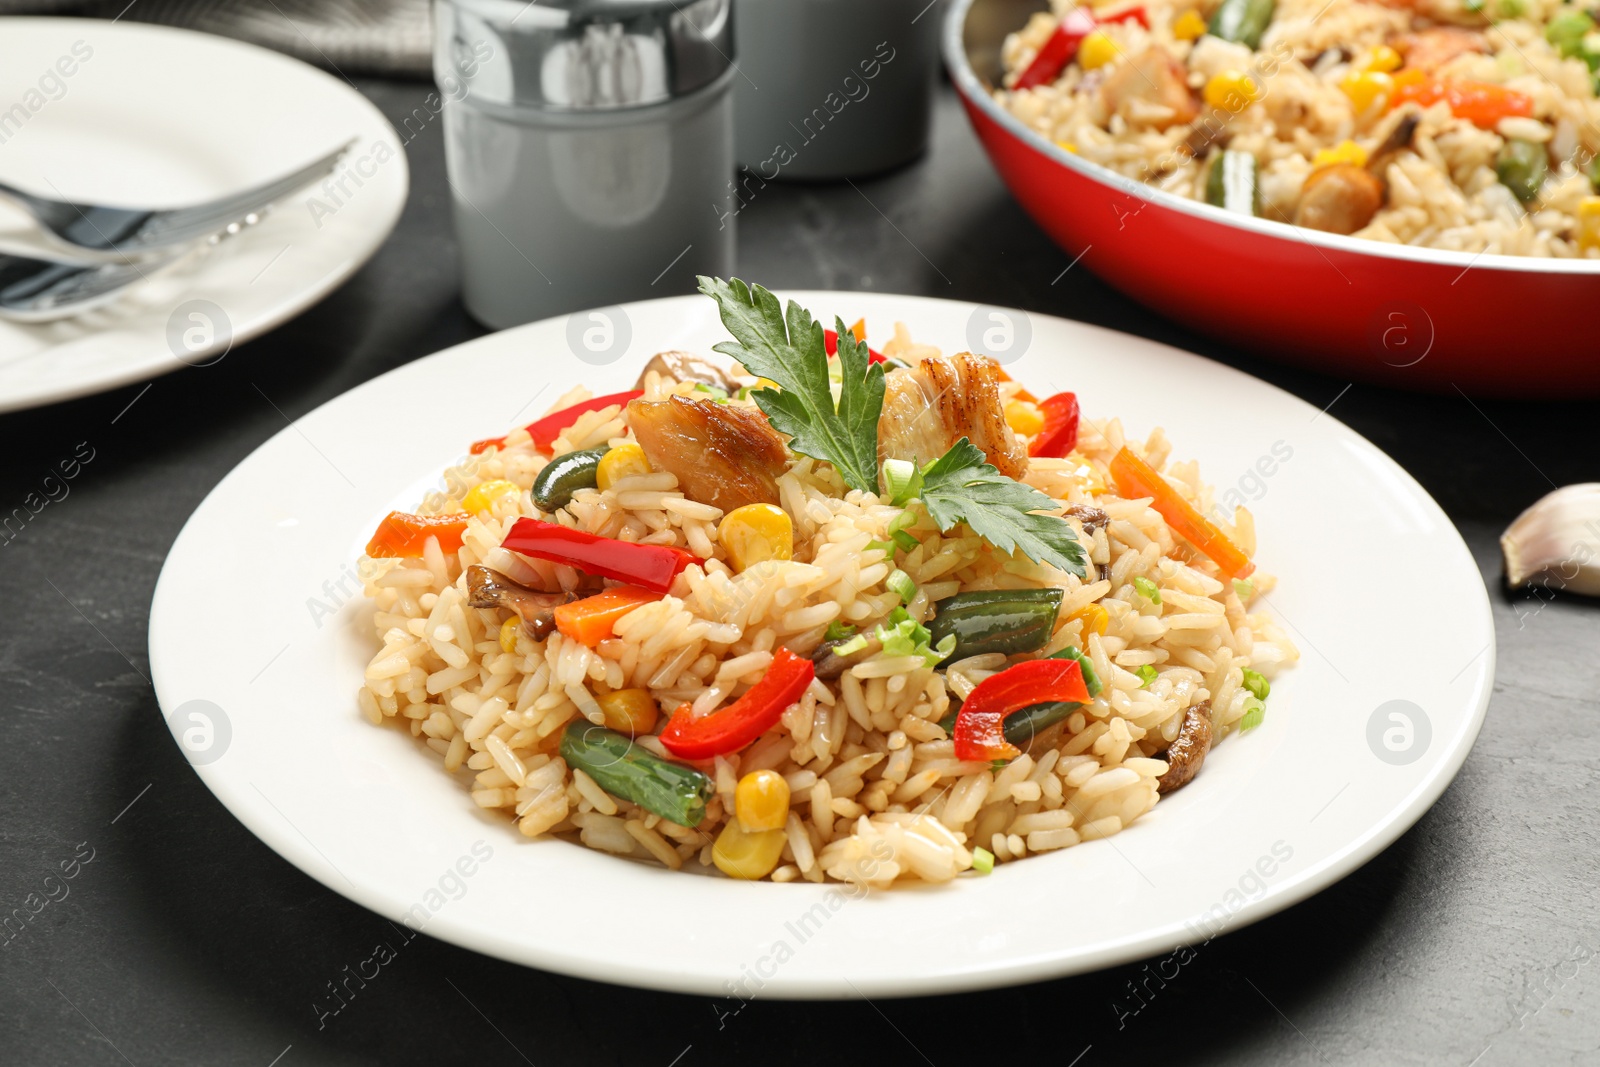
[697,276,885,493]
[919,438,1086,576]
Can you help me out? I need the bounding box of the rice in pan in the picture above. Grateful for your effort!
[998,0,1600,255]
[356,280,1298,886]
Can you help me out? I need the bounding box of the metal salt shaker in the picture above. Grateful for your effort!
[435,0,736,330]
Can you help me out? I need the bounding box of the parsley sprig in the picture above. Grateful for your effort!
[697,276,884,493]
[698,277,1083,576]
[919,439,1086,576]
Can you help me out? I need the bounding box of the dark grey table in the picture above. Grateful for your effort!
[2,77,1594,1067]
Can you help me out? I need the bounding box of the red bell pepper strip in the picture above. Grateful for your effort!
[501,517,702,593]
[659,647,815,759]
[1109,446,1255,579]
[823,320,887,365]
[1028,392,1081,458]
[1013,6,1148,90]
[470,389,645,455]
[1388,77,1533,129]
[953,658,1091,762]
[366,511,469,558]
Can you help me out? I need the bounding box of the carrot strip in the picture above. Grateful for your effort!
[1109,447,1255,579]
[553,585,664,646]
[365,511,469,559]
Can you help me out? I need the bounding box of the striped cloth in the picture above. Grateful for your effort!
[0,0,433,75]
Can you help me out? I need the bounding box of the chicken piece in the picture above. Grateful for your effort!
[626,395,788,512]
[1294,114,1418,234]
[1099,46,1199,132]
[1294,163,1385,234]
[1156,700,1213,794]
[877,352,1029,480]
[633,350,742,393]
[1394,27,1488,72]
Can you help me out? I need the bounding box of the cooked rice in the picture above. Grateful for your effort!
[999,0,1600,256]
[358,333,1298,886]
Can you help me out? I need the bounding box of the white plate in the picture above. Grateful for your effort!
[149,292,1494,998]
[0,18,407,414]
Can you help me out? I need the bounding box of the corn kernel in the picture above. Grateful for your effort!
[1578,197,1600,252]
[735,769,791,832]
[1311,139,1370,169]
[1055,140,1079,153]
[1204,70,1262,113]
[1070,602,1110,637]
[1004,399,1046,436]
[718,503,794,572]
[1339,70,1393,113]
[462,479,519,515]
[596,443,651,491]
[1172,9,1207,40]
[712,819,787,880]
[498,617,521,653]
[1360,45,1402,73]
[595,687,659,736]
[1070,461,1108,496]
[1078,30,1118,70]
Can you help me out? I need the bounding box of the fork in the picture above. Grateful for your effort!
[0,139,354,263]
[0,248,185,323]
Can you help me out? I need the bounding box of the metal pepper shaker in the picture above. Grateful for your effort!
[435,0,736,329]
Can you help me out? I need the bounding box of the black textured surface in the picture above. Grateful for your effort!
[1,77,1596,1067]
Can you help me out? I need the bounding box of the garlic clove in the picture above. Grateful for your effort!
[1500,483,1600,594]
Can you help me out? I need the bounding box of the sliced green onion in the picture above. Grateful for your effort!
[1136,664,1159,688]
[865,539,896,555]
[874,606,950,666]
[990,759,1009,773]
[883,459,921,505]
[887,569,917,603]
[1233,577,1256,602]
[971,847,995,874]
[1240,667,1270,702]
[693,383,730,403]
[735,385,755,401]
[833,633,870,656]
[824,621,856,642]
[888,510,921,553]
[1238,698,1265,731]
[1133,576,1162,604]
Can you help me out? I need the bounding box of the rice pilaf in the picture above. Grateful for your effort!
[357,282,1298,886]
[998,0,1600,255]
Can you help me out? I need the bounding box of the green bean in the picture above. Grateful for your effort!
[1496,140,1548,205]
[1206,151,1261,217]
[559,723,713,827]
[939,696,1081,749]
[532,448,606,511]
[1208,0,1276,48]
[1047,645,1103,698]
[1003,701,1078,748]
[926,588,1064,662]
